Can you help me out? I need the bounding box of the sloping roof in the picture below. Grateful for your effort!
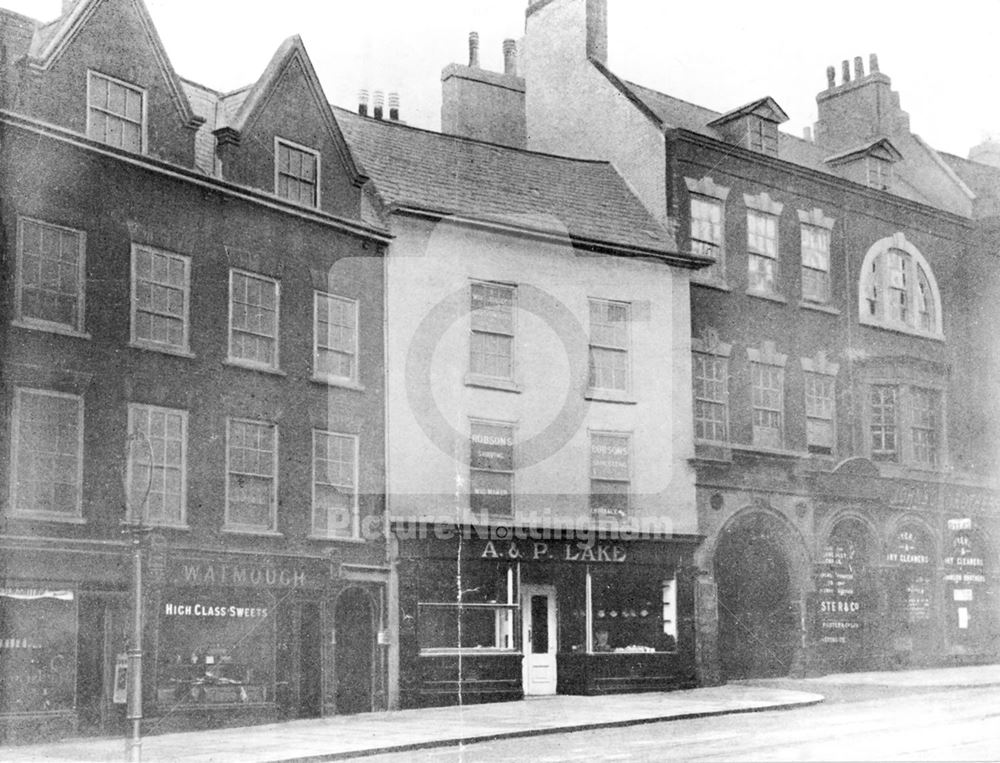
[27,0,199,129]
[707,96,789,127]
[617,78,835,174]
[824,137,903,165]
[211,35,364,186]
[334,107,682,257]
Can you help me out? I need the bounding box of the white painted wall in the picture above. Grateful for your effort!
[522,0,668,222]
[386,215,697,535]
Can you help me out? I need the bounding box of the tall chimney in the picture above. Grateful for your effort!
[503,39,517,76]
[388,92,400,121]
[586,0,608,64]
[869,53,880,74]
[841,60,851,84]
[826,66,836,89]
[357,89,369,117]
[469,31,480,68]
[373,90,384,120]
[854,56,864,79]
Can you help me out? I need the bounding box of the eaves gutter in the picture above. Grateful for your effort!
[391,204,712,270]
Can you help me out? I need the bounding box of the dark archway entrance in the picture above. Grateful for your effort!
[334,588,374,714]
[715,511,799,680]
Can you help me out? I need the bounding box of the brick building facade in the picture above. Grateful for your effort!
[0,0,390,741]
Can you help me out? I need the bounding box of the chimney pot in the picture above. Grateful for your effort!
[358,89,369,117]
[841,60,851,84]
[826,66,836,89]
[388,91,400,121]
[469,31,480,68]
[869,53,880,74]
[803,126,813,142]
[373,90,384,120]
[503,39,517,76]
[854,56,864,79]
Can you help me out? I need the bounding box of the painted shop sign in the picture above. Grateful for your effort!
[885,530,931,565]
[887,482,1000,513]
[168,562,308,588]
[163,602,269,618]
[888,528,933,623]
[478,539,627,563]
[816,538,862,645]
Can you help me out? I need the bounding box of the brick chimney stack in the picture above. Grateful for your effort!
[469,31,480,68]
[373,90,384,120]
[388,92,400,121]
[358,89,369,117]
[813,53,910,152]
[503,39,518,76]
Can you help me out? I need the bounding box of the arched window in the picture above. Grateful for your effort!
[859,233,942,337]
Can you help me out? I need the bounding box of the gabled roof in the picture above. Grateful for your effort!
[334,107,687,259]
[707,96,789,127]
[26,0,200,129]
[213,35,364,187]
[824,137,904,166]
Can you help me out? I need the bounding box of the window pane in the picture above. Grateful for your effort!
[88,72,143,152]
[694,354,728,442]
[230,272,278,366]
[133,248,188,350]
[315,293,357,381]
[227,420,276,529]
[751,362,783,448]
[470,422,514,516]
[129,405,186,526]
[313,430,357,537]
[19,220,83,329]
[870,385,897,461]
[275,142,318,206]
[14,391,81,516]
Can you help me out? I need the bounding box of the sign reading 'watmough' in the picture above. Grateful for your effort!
[170,563,308,588]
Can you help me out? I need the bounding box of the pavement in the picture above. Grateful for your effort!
[2,665,996,763]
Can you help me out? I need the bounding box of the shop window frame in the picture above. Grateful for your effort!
[416,563,519,655]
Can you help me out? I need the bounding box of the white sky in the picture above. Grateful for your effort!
[7,0,999,157]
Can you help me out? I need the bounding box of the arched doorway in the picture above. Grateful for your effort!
[887,523,936,664]
[334,588,374,714]
[714,510,801,680]
[815,517,878,672]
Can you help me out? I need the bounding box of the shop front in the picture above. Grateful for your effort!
[0,540,129,743]
[147,552,387,732]
[808,463,1000,673]
[394,524,700,708]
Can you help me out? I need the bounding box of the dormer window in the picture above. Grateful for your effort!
[275,138,320,207]
[866,156,893,190]
[707,97,788,158]
[747,117,778,156]
[87,71,145,153]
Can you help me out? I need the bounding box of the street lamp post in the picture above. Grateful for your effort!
[124,431,153,763]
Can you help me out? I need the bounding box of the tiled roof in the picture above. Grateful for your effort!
[619,79,835,174]
[180,78,219,174]
[334,107,680,256]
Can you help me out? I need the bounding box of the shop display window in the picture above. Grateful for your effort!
[156,595,274,706]
[590,569,677,653]
[417,562,517,653]
[0,589,77,714]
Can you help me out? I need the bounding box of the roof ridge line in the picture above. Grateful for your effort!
[331,104,617,167]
